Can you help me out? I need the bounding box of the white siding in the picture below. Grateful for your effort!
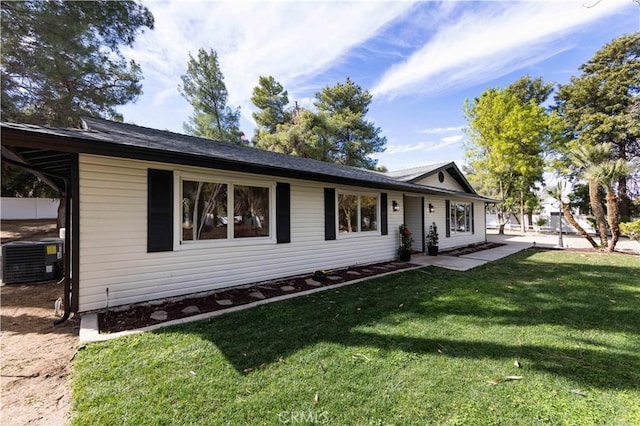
[423,196,486,250]
[414,172,465,191]
[78,154,406,312]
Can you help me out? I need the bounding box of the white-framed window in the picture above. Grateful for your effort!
[182,180,228,241]
[338,192,378,234]
[179,173,272,245]
[450,202,471,233]
[233,184,270,238]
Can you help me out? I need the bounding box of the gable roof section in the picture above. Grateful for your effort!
[1,117,494,201]
[386,162,477,194]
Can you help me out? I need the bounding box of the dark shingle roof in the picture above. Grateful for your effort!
[1,117,494,201]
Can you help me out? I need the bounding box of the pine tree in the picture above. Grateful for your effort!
[314,77,386,169]
[179,48,242,144]
[251,76,291,135]
[1,0,154,127]
[1,0,154,203]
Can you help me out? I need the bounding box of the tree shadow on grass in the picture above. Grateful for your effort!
[157,250,640,390]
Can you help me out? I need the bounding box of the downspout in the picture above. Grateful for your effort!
[54,184,72,325]
[1,157,73,325]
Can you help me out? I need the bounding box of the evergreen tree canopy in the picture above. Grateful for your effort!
[1,0,153,199]
[1,0,154,127]
[179,48,242,144]
[555,32,640,216]
[251,76,386,170]
[314,77,386,169]
[251,76,291,135]
[505,75,554,105]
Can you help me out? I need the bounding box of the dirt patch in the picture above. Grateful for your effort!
[1,219,77,425]
[99,261,418,334]
[1,219,59,244]
[1,280,80,426]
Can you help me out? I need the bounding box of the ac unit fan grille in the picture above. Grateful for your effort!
[2,242,58,284]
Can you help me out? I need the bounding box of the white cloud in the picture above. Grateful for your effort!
[441,134,464,144]
[420,125,465,135]
[372,0,631,99]
[125,1,414,125]
[384,135,463,155]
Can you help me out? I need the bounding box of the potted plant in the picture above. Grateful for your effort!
[426,222,439,256]
[398,224,414,261]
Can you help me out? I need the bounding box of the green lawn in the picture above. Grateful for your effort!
[71,250,640,425]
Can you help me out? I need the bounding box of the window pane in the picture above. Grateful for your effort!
[450,203,457,232]
[360,196,377,232]
[465,204,471,232]
[182,181,227,241]
[455,203,465,231]
[234,185,270,238]
[338,194,358,233]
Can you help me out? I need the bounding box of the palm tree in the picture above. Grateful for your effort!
[571,144,612,247]
[583,158,630,252]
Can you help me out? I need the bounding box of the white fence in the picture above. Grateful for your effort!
[1,197,59,220]
[486,212,596,234]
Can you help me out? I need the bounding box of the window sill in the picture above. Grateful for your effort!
[176,237,276,251]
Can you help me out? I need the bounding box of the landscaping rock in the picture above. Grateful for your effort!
[150,310,168,321]
[305,278,322,287]
[249,291,266,299]
[346,271,361,276]
[216,299,233,306]
[280,285,296,291]
[181,306,200,315]
[327,276,341,281]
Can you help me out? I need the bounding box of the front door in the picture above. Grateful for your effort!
[403,195,425,252]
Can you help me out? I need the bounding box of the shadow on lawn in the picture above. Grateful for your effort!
[158,249,640,390]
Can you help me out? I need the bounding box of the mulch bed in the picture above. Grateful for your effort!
[98,261,418,334]
[439,241,505,256]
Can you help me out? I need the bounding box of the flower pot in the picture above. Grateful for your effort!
[399,250,412,261]
[427,245,439,256]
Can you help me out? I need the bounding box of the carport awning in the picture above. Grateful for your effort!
[1,145,73,194]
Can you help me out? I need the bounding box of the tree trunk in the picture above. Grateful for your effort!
[57,196,66,229]
[497,208,508,235]
[520,191,526,233]
[617,175,630,219]
[606,193,620,252]
[562,203,599,249]
[527,210,534,231]
[588,180,608,247]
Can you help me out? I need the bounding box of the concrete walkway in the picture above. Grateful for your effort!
[410,240,531,271]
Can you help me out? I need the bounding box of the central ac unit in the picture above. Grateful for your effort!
[2,240,63,284]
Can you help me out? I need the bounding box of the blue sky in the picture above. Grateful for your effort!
[119,0,639,171]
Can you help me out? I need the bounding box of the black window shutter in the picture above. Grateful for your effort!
[147,169,173,252]
[380,193,388,235]
[471,203,475,234]
[445,200,451,238]
[324,188,336,241]
[276,182,291,243]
